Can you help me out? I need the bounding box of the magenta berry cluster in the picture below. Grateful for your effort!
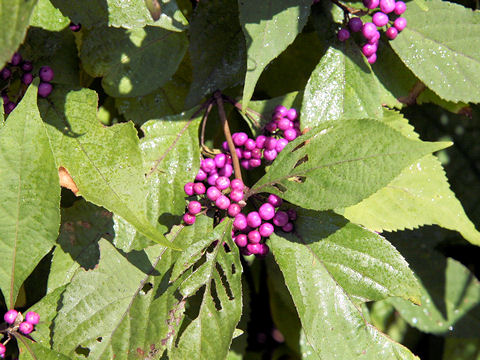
[69,22,82,32]
[336,0,407,64]
[1,52,54,115]
[2,309,40,351]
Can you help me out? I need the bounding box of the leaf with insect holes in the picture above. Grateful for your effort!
[18,339,71,360]
[0,82,60,309]
[249,118,450,211]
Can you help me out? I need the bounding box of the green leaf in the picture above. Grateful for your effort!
[38,86,179,250]
[18,339,71,360]
[49,0,188,31]
[343,110,480,246]
[239,0,312,108]
[249,118,450,210]
[0,0,38,68]
[0,82,60,309]
[269,232,419,359]
[113,108,202,251]
[388,230,480,337]
[80,26,187,97]
[169,220,243,360]
[390,1,480,103]
[301,44,384,129]
[186,0,246,107]
[30,0,70,31]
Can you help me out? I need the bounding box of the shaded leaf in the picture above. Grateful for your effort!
[30,0,70,31]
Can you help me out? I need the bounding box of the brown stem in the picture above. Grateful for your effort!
[222,94,262,128]
[214,91,243,182]
[398,81,426,106]
[330,0,367,16]
[200,100,214,150]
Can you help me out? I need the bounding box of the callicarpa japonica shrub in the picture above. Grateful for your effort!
[0,0,480,359]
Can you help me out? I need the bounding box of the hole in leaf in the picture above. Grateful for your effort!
[232,263,236,275]
[210,279,222,311]
[293,154,309,169]
[96,337,102,342]
[287,176,306,183]
[75,345,90,357]
[272,183,287,193]
[223,242,231,253]
[216,263,234,301]
[142,282,153,295]
[292,141,307,153]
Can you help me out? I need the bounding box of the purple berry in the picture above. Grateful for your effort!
[282,222,294,232]
[207,186,221,201]
[268,194,283,207]
[38,82,53,98]
[379,0,395,13]
[337,28,350,42]
[240,159,250,170]
[283,128,297,141]
[277,118,292,131]
[273,211,289,227]
[0,343,5,357]
[215,176,230,190]
[195,168,207,181]
[228,203,241,217]
[242,150,252,159]
[201,158,216,173]
[233,132,248,146]
[274,105,287,115]
[241,247,252,256]
[216,195,230,210]
[394,1,406,14]
[218,164,233,177]
[362,22,378,40]
[248,230,261,244]
[19,321,34,335]
[362,43,377,57]
[276,138,289,153]
[231,179,244,191]
[233,214,248,230]
[193,182,206,195]
[256,135,267,149]
[349,17,363,32]
[247,243,262,255]
[286,108,298,121]
[22,61,33,72]
[188,201,202,215]
[183,212,196,225]
[235,148,243,159]
[385,26,398,40]
[234,234,248,247]
[363,0,380,9]
[265,121,277,133]
[372,12,389,27]
[264,137,277,150]
[69,22,82,32]
[246,211,262,228]
[252,148,262,159]
[394,17,407,31]
[259,203,275,221]
[214,153,226,168]
[39,66,54,82]
[258,243,269,257]
[10,53,22,66]
[259,222,274,237]
[4,101,15,114]
[263,149,278,161]
[249,158,262,168]
[1,68,11,80]
[368,31,381,44]
[244,138,256,151]
[287,209,297,220]
[25,311,40,325]
[4,309,18,324]
[184,182,194,196]
[207,173,219,186]
[367,53,377,64]
[222,141,229,151]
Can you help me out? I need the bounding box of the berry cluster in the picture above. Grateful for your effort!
[337,0,407,64]
[182,106,301,257]
[69,22,82,32]
[1,309,40,357]
[1,53,54,114]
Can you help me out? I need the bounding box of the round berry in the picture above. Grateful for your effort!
[207,173,219,186]
[0,344,5,357]
[362,22,378,40]
[367,53,377,64]
[214,153,226,168]
[277,118,292,131]
[247,243,262,255]
[233,132,248,146]
[207,186,221,201]
[184,182,194,196]
[246,211,262,228]
[216,195,230,210]
[215,176,230,190]
[193,182,206,195]
[183,212,196,225]
[4,102,15,115]
[0,68,11,80]
[249,158,262,168]
[372,12,389,27]
[222,141,229,152]
[242,150,252,159]
[283,128,297,141]
[201,158,216,173]
[265,121,277,132]
[287,209,297,220]
[348,17,363,32]
[251,148,263,159]
[274,105,288,115]
[188,201,202,215]
[19,321,34,335]
[264,137,277,150]
[240,159,250,170]
[363,0,380,9]
[258,243,270,257]
[25,311,40,325]
[248,230,261,244]
[244,138,256,151]
[22,61,33,72]
[385,26,398,40]
[10,53,22,66]
[286,108,298,121]
[394,17,407,31]
[276,138,289,153]
[233,214,248,231]
[235,147,243,159]
[230,179,244,191]
[241,247,252,256]
[228,203,241,217]
[69,22,82,32]
[268,194,283,207]
[195,168,207,181]
[234,234,248,247]
[337,28,350,42]
[259,222,274,237]
[282,222,294,232]
[256,135,267,149]
[4,309,18,324]
[362,43,377,57]
[218,164,233,177]
[273,211,289,227]
[394,1,406,14]
[368,31,381,44]
[379,0,395,13]
[259,203,275,221]
[263,149,278,162]
[38,82,53,98]
[39,66,54,82]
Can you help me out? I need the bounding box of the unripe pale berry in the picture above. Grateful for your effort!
[367,53,377,64]
[394,17,407,31]
[259,222,274,237]
[214,153,226,168]
[268,194,283,207]
[380,0,395,13]
[10,53,22,66]
[244,138,256,151]
[362,23,378,40]
[25,311,40,325]
[337,28,350,42]
[22,61,33,72]
[282,222,294,232]
[183,212,196,225]
[273,211,289,227]
[386,26,398,40]
[233,214,248,230]
[19,321,34,334]
[372,12,389,27]
[216,195,230,210]
[234,234,248,247]
[228,203,241,217]
[218,164,233,177]
[207,173,219,186]
[39,66,54,82]
[249,158,262,168]
[263,149,278,161]
[259,203,275,221]
[394,1,406,14]
[349,17,363,32]
[248,230,261,244]
[184,182,194,196]
[256,135,267,149]
[4,309,18,324]
[193,182,206,195]
[201,158,216,173]
[363,0,380,9]
[247,211,262,228]
[188,201,202,215]
[215,176,230,190]
[362,43,377,57]
[195,168,207,181]
[207,186,221,201]
[233,132,248,146]
[38,82,53,98]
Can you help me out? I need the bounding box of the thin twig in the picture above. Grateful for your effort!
[200,100,214,150]
[398,81,426,106]
[214,91,243,182]
[222,94,262,128]
[330,0,366,15]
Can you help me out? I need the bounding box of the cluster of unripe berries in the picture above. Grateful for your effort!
[337,0,407,64]
[1,52,54,114]
[1,310,40,357]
